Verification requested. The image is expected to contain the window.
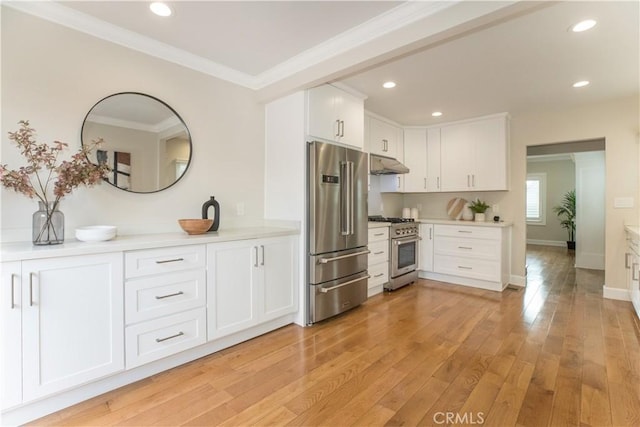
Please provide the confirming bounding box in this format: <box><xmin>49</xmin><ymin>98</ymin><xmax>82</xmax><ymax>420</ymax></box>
<box><xmin>526</xmin><ymin>173</ymin><xmax>546</xmax><ymax>225</ymax></box>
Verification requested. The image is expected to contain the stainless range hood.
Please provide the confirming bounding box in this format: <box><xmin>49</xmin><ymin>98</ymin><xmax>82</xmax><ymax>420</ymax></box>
<box><xmin>369</xmin><ymin>154</ymin><xmax>410</xmax><ymax>175</ymax></box>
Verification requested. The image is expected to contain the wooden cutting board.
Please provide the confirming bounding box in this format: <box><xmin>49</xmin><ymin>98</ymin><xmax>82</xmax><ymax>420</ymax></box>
<box><xmin>446</xmin><ymin>198</ymin><xmax>467</xmax><ymax>220</ymax></box>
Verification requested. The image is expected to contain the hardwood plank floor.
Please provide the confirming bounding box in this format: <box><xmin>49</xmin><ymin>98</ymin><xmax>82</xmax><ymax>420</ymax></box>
<box><xmin>31</xmin><ymin>245</ymin><xmax>640</xmax><ymax>426</ymax></box>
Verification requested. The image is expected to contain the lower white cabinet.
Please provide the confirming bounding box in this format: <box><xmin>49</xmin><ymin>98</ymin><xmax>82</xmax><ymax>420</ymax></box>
<box><xmin>420</xmin><ymin>224</ymin><xmax>510</xmax><ymax>291</ymax></box>
<box><xmin>626</xmin><ymin>231</ymin><xmax>640</xmax><ymax>317</ymax></box>
<box><xmin>367</xmin><ymin>226</ymin><xmax>389</xmax><ymax>296</ymax></box>
<box><xmin>1</xmin><ymin>253</ymin><xmax>124</xmax><ymax>408</ymax></box>
<box><xmin>207</xmin><ymin>235</ymin><xmax>297</xmax><ymax>340</ymax></box>
<box><xmin>418</xmin><ymin>223</ymin><xmax>434</xmax><ymax>272</ymax></box>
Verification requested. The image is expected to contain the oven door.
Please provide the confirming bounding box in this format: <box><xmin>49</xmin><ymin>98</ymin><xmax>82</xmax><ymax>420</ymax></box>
<box><xmin>391</xmin><ymin>235</ymin><xmax>420</xmax><ymax>277</ymax></box>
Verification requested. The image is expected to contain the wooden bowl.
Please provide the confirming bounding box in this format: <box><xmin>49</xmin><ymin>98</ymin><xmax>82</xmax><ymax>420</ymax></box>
<box><xmin>178</xmin><ymin>219</ymin><xmax>213</xmax><ymax>235</ymax></box>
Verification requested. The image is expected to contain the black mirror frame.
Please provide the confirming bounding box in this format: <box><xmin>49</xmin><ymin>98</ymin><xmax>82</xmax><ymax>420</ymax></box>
<box><xmin>81</xmin><ymin>92</ymin><xmax>193</xmax><ymax>194</ymax></box>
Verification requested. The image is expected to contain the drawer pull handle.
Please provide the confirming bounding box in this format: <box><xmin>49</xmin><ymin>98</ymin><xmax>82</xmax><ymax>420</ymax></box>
<box><xmin>625</xmin><ymin>253</ymin><xmax>631</xmax><ymax>269</ymax></box>
<box><xmin>374</xmin><ymin>273</ymin><xmax>384</xmax><ymax>278</ymax></box>
<box><xmin>155</xmin><ymin>291</ymin><xmax>184</xmax><ymax>300</ymax></box>
<box><xmin>29</xmin><ymin>272</ymin><xmax>35</xmax><ymax>307</ymax></box>
<box><xmin>457</xmin><ymin>230</ymin><xmax>472</xmax><ymax>234</ymax></box>
<box><xmin>10</xmin><ymin>274</ymin><xmax>17</xmax><ymax>309</ymax></box>
<box><xmin>458</xmin><ymin>246</ymin><xmax>473</xmax><ymax>250</ymax></box>
<box><xmin>156</xmin><ymin>331</ymin><xmax>184</xmax><ymax>343</ymax></box>
<box><xmin>156</xmin><ymin>258</ymin><xmax>185</xmax><ymax>264</ymax></box>
<box><xmin>320</xmin><ymin>275</ymin><xmax>370</xmax><ymax>293</ymax></box>
<box><xmin>458</xmin><ymin>266</ymin><xmax>473</xmax><ymax>270</ymax></box>
<box><xmin>633</xmin><ymin>263</ymin><xmax>639</xmax><ymax>281</ymax></box>
<box><xmin>373</xmin><ymin>251</ymin><xmax>384</xmax><ymax>255</ymax></box>
<box><xmin>374</xmin><ymin>233</ymin><xmax>384</xmax><ymax>237</ymax></box>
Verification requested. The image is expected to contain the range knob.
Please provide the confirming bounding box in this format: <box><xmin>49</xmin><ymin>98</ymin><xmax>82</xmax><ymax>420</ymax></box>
<box><xmin>395</xmin><ymin>229</ymin><xmax>401</xmax><ymax>235</ymax></box>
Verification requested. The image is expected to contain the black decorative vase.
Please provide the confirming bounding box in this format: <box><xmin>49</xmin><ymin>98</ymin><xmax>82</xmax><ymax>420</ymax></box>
<box><xmin>201</xmin><ymin>196</ymin><xmax>220</xmax><ymax>232</ymax></box>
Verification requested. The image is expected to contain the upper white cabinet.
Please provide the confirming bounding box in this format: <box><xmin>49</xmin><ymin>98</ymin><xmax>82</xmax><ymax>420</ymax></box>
<box><xmin>20</xmin><ymin>253</ymin><xmax>124</xmax><ymax>402</ymax></box>
<box><xmin>369</xmin><ymin>116</ymin><xmax>400</xmax><ymax>158</ymax></box>
<box><xmin>207</xmin><ymin>235</ymin><xmax>297</xmax><ymax>340</ymax></box>
<box><xmin>307</xmin><ymin>84</ymin><xmax>364</xmax><ymax>149</ymax></box>
<box><xmin>426</xmin><ymin>128</ymin><xmax>442</xmax><ymax>192</ymax></box>
<box><xmin>403</xmin><ymin>128</ymin><xmax>427</xmax><ymax>192</ymax></box>
<box><xmin>440</xmin><ymin>114</ymin><xmax>509</xmax><ymax>192</ymax></box>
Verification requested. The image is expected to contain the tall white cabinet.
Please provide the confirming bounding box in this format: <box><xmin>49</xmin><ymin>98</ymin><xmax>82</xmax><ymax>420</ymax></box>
<box><xmin>1</xmin><ymin>253</ymin><xmax>124</xmax><ymax>408</ymax></box>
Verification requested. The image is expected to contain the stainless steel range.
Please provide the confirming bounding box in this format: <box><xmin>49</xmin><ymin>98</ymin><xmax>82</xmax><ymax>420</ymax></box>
<box><xmin>368</xmin><ymin>216</ymin><xmax>420</xmax><ymax>290</ymax></box>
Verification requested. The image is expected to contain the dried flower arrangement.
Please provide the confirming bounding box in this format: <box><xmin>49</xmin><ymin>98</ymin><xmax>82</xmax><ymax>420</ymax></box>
<box><xmin>0</xmin><ymin>120</ymin><xmax>110</xmax><ymax>243</ymax></box>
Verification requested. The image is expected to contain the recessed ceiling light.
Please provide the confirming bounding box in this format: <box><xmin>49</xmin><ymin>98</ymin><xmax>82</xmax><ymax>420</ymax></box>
<box><xmin>571</xmin><ymin>19</ymin><xmax>596</xmax><ymax>32</ymax></box>
<box><xmin>383</xmin><ymin>81</ymin><xmax>396</xmax><ymax>89</ymax></box>
<box><xmin>150</xmin><ymin>2</ymin><xmax>172</xmax><ymax>17</ymax></box>
<box><xmin>432</xmin><ymin>111</ymin><xmax>443</xmax><ymax>117</ymax></box>
<box><xmin>573</xmin><ymin>80</ymin><xmax>590</xmax><ymax>88</ymax></box>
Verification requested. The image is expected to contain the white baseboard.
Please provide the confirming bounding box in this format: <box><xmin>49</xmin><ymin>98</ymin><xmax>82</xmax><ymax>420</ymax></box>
<box><xmin>603</xmin><ymin>286</ymin><xmax>630</xmax><ymax>301</ymax></box>
<box><xmin>526</xmin><ymin>239</ymin><xmax>566</xmax><ymax>247</ymax></box>
<box><xmin>509</xmin><ymin>275</ymin><xmax>526</xmax><ymax>287</ymax></box>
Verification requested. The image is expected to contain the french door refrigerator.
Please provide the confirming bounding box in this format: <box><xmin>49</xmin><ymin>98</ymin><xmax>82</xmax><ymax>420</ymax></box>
<box><xmin>307</xmin><ymin>140</ymin><xmax>369</xmax><ymax>324</ymax></box>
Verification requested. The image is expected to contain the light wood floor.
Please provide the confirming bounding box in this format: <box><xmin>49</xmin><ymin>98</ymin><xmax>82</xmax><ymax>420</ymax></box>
<box><xmin>33</xmin><ymin>245</ymin><xmax>640</xmax><ymax>426</ymax></box>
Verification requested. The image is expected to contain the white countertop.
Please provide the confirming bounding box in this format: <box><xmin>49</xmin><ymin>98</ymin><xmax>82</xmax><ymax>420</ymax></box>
<box><xmin>417</xmin><ymin>218</ymin><xmax>513</xmax><ymax>228</ymax></box>
<box><xmin>626</xmin><ymin>225</ymin><xmax>639</xmax><ymax>239</ymax></box>
<box><xmin>1</xmin><ymin>226</ymin><xmax>299</xmax><ymax>262</ymax></box>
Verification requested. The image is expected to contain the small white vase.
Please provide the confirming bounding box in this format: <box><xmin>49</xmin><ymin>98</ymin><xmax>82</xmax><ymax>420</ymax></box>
<box><xmin>462</xmin><ymin>203</ymin><xmax>474</xmax><ymax>221</ymax></box>
<box><xmin>474</xmin><ymin>213</ymin><xmax>486</xmax><ymax>222</ymax></box>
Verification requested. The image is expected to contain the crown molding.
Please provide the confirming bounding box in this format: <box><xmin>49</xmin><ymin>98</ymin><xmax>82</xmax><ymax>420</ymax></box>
<box><xmin>4</xmin><ymin>0</ymin><xmax>460</xmax><ymax>91</ymax></box>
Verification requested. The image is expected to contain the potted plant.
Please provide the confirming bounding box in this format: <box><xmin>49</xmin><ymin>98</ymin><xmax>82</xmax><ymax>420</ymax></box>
<box><xmin>468</xmin><ymin>199</ymin><xmax>490</xmax><ymax>222</ymax></box>
<box><xmin>553</xmin><ymin>189</ymin><xmax>576</xmax><ymax>250</ymax></box>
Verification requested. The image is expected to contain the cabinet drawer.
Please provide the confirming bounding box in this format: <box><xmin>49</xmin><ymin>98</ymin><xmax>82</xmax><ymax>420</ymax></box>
<box><xmin>125</xmin><ymin>245</ymin><xmax>206</xmax><ymax>278</ymax></box>
<box><xmin>434</xmin><ymin>236</ymin><xmax>500</xmax><ymax>260</ymax></box>
<box><xmin>368</xmin><ymin>262</ymin><xmax>388</xmax><ymax>288</ymax></box>
<box><xmin>434</xmin><ymin>254</ymin><xmax>500</xmax><ymax>282</ymax></box>
<box><xmin>368</xmin><ymin>240</ymin><xmax>388</xmax><ymax>265</ymax></box>
<box><xmin>125</xmin><ymin>307</ymin><xmax>206</xmax><ymax>368</ymax></box>
<box><xmin>368</xmin><ymin>227</ymin><xmax>389</xmax><ymax>242</ymax></box>
<box><xmin>125</xmin><ymin>270</ymin><xmax>206</xmax><ymax>325</ymax></box>
<box><xmin>434</xmin><ymin>225</ymin><xmax>500</xmax><ymax>240</ymax></box>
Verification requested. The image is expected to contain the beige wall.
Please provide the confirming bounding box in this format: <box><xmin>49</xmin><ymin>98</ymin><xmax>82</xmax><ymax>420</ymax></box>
<box><xmin>1</xmin><ymin>8</ymin><xmax>265</xmax><ymax>241</ymax></box>
<box><xmin>510</xmin><ymin>96</ymin><xmax>639</xmax><ymax>289</ymax></box>
<box><xmin>526</xmin><ymin>159</ymin><xmax>576</xmax><ymax>243</ymax></box>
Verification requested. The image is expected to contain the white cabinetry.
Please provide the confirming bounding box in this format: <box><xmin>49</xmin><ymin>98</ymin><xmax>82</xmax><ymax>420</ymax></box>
<box><xmin>440</xmin><ymin>114</ymin><xmax>508</xmax><ymax>192</ymax></box>
<box><xmin>418</xmin><ymin>224</ymin><xmax>434</xmax><ymax>272</ymax></box>
<box><xmin>1</xmin><ymin>262</ymin><xmax>22</xmax><ymax>410</ymax></box>
<box><xmin>380</xmin><ymin>128</ymin><xmax>405</xmax><ymax>193</ymax></box>
<box><xmin>403</xmin><ymin>129</ymin><xmax>427</xmax><ymax>192</ymax></box>
<box><xmin>207</xmin><ymin>236</ymin><xmax>297</xmax><ymax>340</ymax></box>
<box><xmin>307</xmin><ymin>84</ymin><xmax>364</xmax><ymax>149</ymax></box>
<box><xmin>367</xmin><ymin>226</ymin><xmax>389</xmax><ymax>296</ymax></box>
<box><xmin>369</xmin><ymin>117</ymin><xmax>400</xmax><ymax>158</ymax></box>
<box><xmin>1</xmin><ymin>254</ymin><xmax>124</xmax><ymax>407</ymax></box>
<box><xmin>426</xmin><ymin>128</ymin><xmax>442</xmax><ymax>192</ymax></box>
<box><xmin>124</xmin><ymin>245</ymin><xmax>207</xmax><ymax>368</ymax></box>
<box><xmin>626</xmin><ymin>231</ymin><xmax>640</xmax><ymax>317</ymax></box>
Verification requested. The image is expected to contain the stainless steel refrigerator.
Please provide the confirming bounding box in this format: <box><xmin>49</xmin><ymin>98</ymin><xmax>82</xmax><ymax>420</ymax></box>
<box><xmin>307</xmin><ymin>140</ymin><xmax>369</xmax><ymax>324</ymax></box>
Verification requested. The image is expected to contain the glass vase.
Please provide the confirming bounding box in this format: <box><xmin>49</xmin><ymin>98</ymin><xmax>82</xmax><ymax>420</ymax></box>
<box><xmin>32</xmin><ymin>201</ymin><xmax>64</xmax><ymax>245</ymax></box>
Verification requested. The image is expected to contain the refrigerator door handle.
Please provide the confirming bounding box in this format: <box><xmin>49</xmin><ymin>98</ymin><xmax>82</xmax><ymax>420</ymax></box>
<box><xmin>347</xmin><ymin>161</ymin><xmax>355</xmax><ymax>235</ymax></box>
<box><xmin>340</xmin><ymin>161</ymin><xmax>349</xmax><ymax>236</ymax></box>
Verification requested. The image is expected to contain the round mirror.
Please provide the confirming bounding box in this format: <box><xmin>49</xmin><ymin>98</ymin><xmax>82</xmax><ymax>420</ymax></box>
<box><xmin>81</xmin><ymin>92</ymin><xmax>192</xmax><ymax>193</ymax></box>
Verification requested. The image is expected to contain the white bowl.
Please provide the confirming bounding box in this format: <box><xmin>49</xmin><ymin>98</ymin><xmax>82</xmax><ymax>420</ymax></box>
<box><xmin>75</xmin><ymin>225</ymin><xmax>117</xmax><ymax>242</ymax></box>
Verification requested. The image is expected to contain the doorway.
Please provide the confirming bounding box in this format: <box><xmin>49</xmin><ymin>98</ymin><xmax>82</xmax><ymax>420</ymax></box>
<box><xmin>525</xmin><ymin>139</ymin><xmax>606</xmax><ymax>271</ymax></box>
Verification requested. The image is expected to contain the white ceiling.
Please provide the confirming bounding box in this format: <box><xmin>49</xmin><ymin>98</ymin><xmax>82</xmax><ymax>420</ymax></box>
<box><xmin>7</xmin><ymin>1</ymin><xmax>639</xmax><ymax>127</ymax></box>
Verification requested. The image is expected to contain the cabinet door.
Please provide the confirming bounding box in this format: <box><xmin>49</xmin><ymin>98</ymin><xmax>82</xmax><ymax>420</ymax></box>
<box><xmin>21</xmin><ymin>253</ymin><xmax>124</xmax><ymax>401</ymax></box>
<box><xmin>260</xmin><ymin>236</ymin><xmax>298</xmax><ymax>321</ymax></box>
<box><xmin>1</xmin><ymin>262</ymin><xmax>22</xmax><ymax>410</ymax></box>
<box><xmin>369</xmin><ymin>117</ymin><xmax>398</xmax><ymax>157</ymax></box>
<box><xmin>403</xmin><ymin>129</ymin><xmax>427</xmax><ymax>192</ymax></box>
<box><xmin>307</xmin><ymin>85</ymin><xmax>338</xmax><ymax>142</ymax></box>
<box><xmin>471</xmin><ymin>117</ymin><xmax>508</xmax><ymax>191</ymax></box>
<box><xmin>440</xmin><ymin>123</ymin><xmax>473</xmax><ymax>191</ymax></box>
<box><xmin>337</xmin><ymin>91</ymin><xmax>364</xmax><ymax>149</ymax></box>
<box><xmin>426</xmin><ymin>128</ymin><xmax>441</xmax><ymax>192</ymax></box>
<box><xmin>380</xmin><ymin>174</ymin><xmax>404</xmax><ymax>193</ymax></box>
<box><xmin>207</xmin><ymin>241</ymin><xmax>258</xmax><ymax>340</ymax></box>
<box><xmin>419</xmin><ymin>224</ymin><xmax>434</xmax><ymax>272</ymax></box>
